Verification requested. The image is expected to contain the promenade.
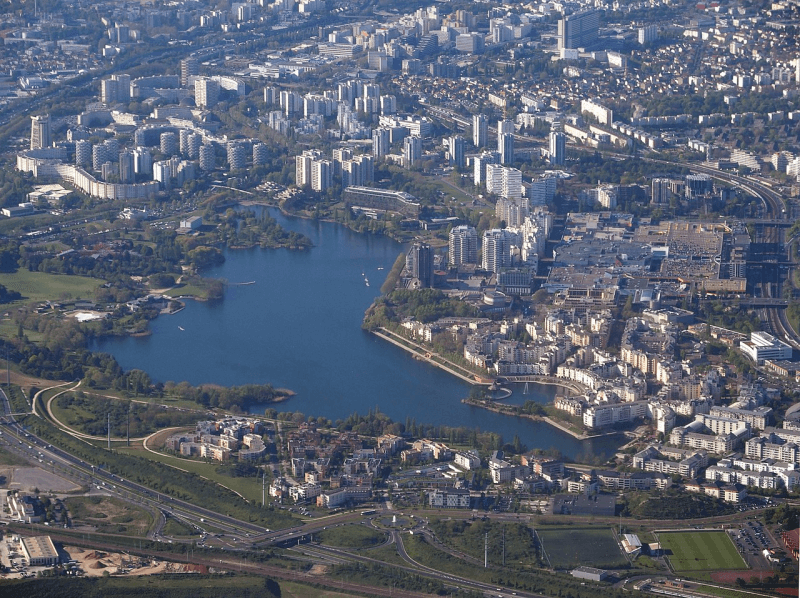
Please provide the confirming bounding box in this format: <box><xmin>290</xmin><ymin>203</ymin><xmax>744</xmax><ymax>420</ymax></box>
<box><xmin>372</xmin><ymin>328</ymin><xmax>491</xmax><ymax>386</ymax></box>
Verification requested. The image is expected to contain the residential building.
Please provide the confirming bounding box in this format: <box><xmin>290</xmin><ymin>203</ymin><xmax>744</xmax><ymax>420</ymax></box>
<box><xmin>449</xmin><ymin>225</ymin><xmax>478</xmax><ymax>267</ymax></box>
<box><xmin>473</xmin><ymin>113</ymin><xmax>488</xmax><ymax>148</ymax></box>
<box><xmin>558</xmin><ymin>10</ymin><xmax>599</xmax><ymax>49</ymax></box>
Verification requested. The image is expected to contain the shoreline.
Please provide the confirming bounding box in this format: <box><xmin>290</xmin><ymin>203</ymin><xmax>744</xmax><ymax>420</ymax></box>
<box><xmin>371</xmin><ymin>328</ymin><xmax>491</xmax><ymax>386</ymax></box>
<box><xmin>371</xmin><ymin>326</ymin><xmax>606</xmax><ymax>441</ymax></box>
<box><xmin>460</xmin><ymin>397</ymin><xmax>609</xmax><ymax>440</ymax></box>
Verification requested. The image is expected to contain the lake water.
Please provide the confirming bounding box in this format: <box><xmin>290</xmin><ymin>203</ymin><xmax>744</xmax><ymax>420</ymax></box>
<box><xmin>93</xmin><ymin>210</ymin><xmax>622</xmax><ymax>460</ymax></box>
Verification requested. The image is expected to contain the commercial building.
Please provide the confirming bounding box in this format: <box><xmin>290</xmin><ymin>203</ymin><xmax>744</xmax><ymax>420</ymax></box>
<box><xmin>343</xmin><ymin>186</ymin><xmax>420</xmax><ymax>217</ymax></box>
<box><xmin>740</xmin><ymin>332</ymin><xmax>793</xmax><ymax>364</ymax></box>
<box><xmin>429</xmin><ymin>488</ymin><xmax>471</xmax><ymax>508</ymax></box>
<box><xmin>21</xmin><ymin>536</ymin><xmax>59</xmax><ymax>566</ymax></box>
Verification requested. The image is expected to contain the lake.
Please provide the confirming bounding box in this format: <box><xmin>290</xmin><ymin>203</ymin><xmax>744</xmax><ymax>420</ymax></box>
<box><xmin>93</xmin><ymin>209</ymin><xmax>622</xmax><ymax>460</ymax></box>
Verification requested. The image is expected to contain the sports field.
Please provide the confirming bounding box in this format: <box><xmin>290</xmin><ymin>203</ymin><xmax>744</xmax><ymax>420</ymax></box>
<box><xmin>658</xmin><ymin>531</ymin><xmax>747</xmax><ymax>572</ymax></box>
<box><xmin>537</xmin><ymin>526</ymin><xmax>628</xmax><ymax>569</ymax></box>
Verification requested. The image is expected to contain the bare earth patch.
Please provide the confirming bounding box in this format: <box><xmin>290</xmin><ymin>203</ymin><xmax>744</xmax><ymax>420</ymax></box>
<box><xmin>9</xmin><ymin>467</ymin><xmax>81</xmax><ymax>493</ymax></box>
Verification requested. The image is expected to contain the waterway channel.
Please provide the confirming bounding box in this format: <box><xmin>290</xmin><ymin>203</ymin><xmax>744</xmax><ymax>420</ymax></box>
<box><xmin>93</xmin><ymin>209</ymin><xmax>623</xmax><ymax>461</ymax></box>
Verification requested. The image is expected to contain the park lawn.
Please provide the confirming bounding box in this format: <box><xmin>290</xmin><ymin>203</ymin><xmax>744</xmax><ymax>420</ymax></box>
<box><xmin>659</xmin><ymin>531</ymin><xmax>747</xmax><ymax>572</ymax></box>
<box><xmin>0</xmin><ymin>318</ymin><xmax>44</xmax><ymax>342</ymax></box>
<box><xmin>0</xmin><ymin>269</ymin><xmax>103</xmax><ymax>303</ymax></box>
<box><xmin>163</xmin><ymin>282</ymin><xmax>208</xmax><ymax>299</ymax></box>
<box><xmin>537</xmin><ymin>526</ymin><xmax>628</xmax><ymax>569</ymax></box>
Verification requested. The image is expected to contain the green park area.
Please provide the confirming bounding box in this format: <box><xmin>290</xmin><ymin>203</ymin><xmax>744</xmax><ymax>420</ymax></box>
<box><xmin>658</xmin><ymin>531</ymin><xmax>747</xmax><ymax>572</ymax></box>
<box><xmin>537</xmin><ymin>526</ymin><xmax>628</xmax><ymax>570</ymax></box>
<box><xmin>0</xmin><ymin>269</ymin><xmax>102</xmax><ymax>303</ymax></box>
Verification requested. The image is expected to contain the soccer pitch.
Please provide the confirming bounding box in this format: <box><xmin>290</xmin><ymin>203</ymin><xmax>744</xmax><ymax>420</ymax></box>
<box><xmin>658</xmin><ymin>531</ymin><xmax>747</xmax><ymax>572</ymax></box>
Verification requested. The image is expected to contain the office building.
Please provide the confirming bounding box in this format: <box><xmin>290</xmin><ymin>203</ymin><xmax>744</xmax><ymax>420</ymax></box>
<box><xmin>651</xmin><ymin>178</ymin><xmax>671</xmax><ymax>205</ymax></box>
<box><xmin>473</xmin><ymin>114</ymin><xmax>488</xmax><ymax>148</ymax></box>
<box><xmin>21</xmin><ymin>536</ymin><xmax>58</xmax><ymax>566</ymax></box>
<box><xmin>447</xmin><ymin>135</ymin><xmax>465</xmax><ymax>168</ymax></box>
<box><xmin>549</xmin><ymin>131</ymin><xmax>565</xmax><ymax>166</ymax></box>
<box><xmin>558</xmin><ymin>9</ymin><xmax>599</xmax><ymax>49</ymax></box>
<box><xmin>406</xmin><ymin>242</ymin><xmax>434</xmax><ymax>288</ymax></box>
<box><xmin>529</xmin><ymin>175</ymin><xmax>557</xmax><ymax>206</ymax></box>
<box><xmin>30</xmin><ymin>115</ymin><xmax>51</xmax><ymax>150</ymax></box>
<box><xmin>455</xmin><ymin>32</ymin><xmax>484</xmax><ymax>53</ymax></box>
<box><xmin>449</xmin><ymin>225</ymin><xmax>478</xmax><ymax>267</ymax></box>
<box><xmin>740</xmin><ymin>332</ymin><xmax>793</xmax><ymax>364</ymax></box>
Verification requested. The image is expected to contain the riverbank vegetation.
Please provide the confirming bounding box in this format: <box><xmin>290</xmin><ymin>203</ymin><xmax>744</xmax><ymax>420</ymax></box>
<box><xmin>3</xmin><ymin>336</ymin><xmax>291</xmax><ymax>412</ymax></box>
<box><xmin>212</xmin><ymin>207</ymin><xmax>313</xmax><ymax>250</ymax></box>
<box><xmin>363</xmin><ymin>288</ymin><xmax>480</xmax><ymax>330</ymax></box>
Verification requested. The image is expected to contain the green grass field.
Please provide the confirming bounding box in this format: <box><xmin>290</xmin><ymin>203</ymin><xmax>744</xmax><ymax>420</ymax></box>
<box><xmin>659</xmin><ymin>531</ymin><xmax>747</xmax><ymax>572</ymax></box>
<box><xmin>537</xmin><ymin>526</ymin><xmax>628</xmax><ymax>569</ymax></box>
<box><xmin>0</xmin><ymin>270</ymin><xmax>102</xmax><ymax>303</ymax></box>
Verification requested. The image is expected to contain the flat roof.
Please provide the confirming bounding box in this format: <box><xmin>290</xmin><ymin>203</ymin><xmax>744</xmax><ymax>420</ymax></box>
<box><xmin>21</xmin><ymin>536</ymin><xmax>58</xmax><ymax>561</ymax></box>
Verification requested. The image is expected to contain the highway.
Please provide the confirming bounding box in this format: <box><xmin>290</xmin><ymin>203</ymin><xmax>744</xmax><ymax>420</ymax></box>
<box><xmin>0</xmin><ymin>387</ymin><xmax>288</xmax><ymax>546</ymax></box>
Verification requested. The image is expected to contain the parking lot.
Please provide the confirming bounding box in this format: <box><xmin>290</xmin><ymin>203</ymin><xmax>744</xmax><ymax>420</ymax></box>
<box><xmin>730</xmin><ymin>520</ymin><xmax>789</xmax><ymax>569</ymax></box>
